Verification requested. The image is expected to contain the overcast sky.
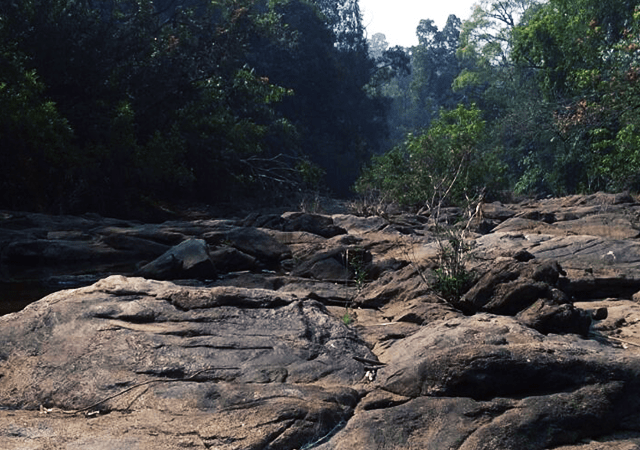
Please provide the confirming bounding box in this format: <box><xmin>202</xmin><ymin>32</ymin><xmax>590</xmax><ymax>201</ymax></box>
<box><xmin>359</xmin><ymin>0</ymin><xmax>480</xmax><ymax>48</ymax></box>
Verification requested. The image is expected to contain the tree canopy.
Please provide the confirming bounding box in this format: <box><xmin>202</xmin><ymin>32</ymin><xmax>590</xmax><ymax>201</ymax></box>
<box><xmin>0</xmin><ymin>0</ymin><xmax>386</xmax><ymax>215</ymax></box>
<box><xmin>4</xmin><ymin>0</ymin><xmax>640</xmax><ymax>217</ymax></box>
<box><xmin>359</xmin><ymin>0</ymin><xmax>640</xmax><ymax>208</ymax></box>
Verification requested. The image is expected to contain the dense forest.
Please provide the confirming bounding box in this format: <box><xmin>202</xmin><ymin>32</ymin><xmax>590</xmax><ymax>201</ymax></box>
<box><xmin>2</xmin><ymin>0</ymin><xmax>640</xmax><ymax>217</ymax></box>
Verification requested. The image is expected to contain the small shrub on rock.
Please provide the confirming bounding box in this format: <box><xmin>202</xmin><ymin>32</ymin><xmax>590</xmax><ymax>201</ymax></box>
<box><xmin>433</xmin><ymin>231</ymin><xmax>475</xmax><ymax>302</ymax></box>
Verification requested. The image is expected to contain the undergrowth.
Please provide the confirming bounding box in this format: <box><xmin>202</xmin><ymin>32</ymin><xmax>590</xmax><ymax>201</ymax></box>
<box><xmin>433</xmin><ymin>229</ymin><xmax>475</xmax><ymax>301</ymax></box>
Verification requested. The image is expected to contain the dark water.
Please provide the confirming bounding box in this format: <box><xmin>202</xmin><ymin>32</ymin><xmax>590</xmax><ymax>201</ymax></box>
<box><xmin>0</xmin><ymin>273</ymin><xmax>110</xmax><ymax>316</ymax></box>
<box><xmin>0</xmin><ymin>282</ymin><xmax>57</xmax><ymax>316</ymax></box>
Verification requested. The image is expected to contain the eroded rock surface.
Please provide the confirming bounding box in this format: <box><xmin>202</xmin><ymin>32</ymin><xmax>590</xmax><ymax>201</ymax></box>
<box><xmin>3</xmin><ymin>192</ymin><xmax>640</xmax><ymax>449</ymax></box>
<box><xmin>0</xmin><ymin>275</ymin><xmax>369</xmax><ymax>449</ymax></box>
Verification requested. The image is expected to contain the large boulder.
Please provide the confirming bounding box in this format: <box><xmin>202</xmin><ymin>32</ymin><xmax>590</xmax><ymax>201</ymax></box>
<box><xmin>516</xmin><ymin>299</ymin><xmax>592</xmax><ymax>336</ymax></box>
<box><xmin>204</xmin><ymin>227</ymin><xmax>291</xmax><ymax>268</ymax></box>
<box><xmin>471</xmin><ymin>232</ymin><xmax>640</xmax><ymax>300</ymax></box>
<box><xmin>281</xmin><ymin>212</ymin><xmax>347</xmax><ymax>238</ymax></box>
<box><xmin>460</xmin><ymin>259</ymin><xmax>569</xmax><ymax>313</ymax></box>
<box><xmin>137</xmin><ymin>238</ymin><xmax>216</xmax><ymax>280</ymax></box>
<box><xmin>375</xmin><ymin>314</ymin><xmax>630</xmax><ymax>399</ymax></box>
<box><xmin>458</xmin><ymin>259</ymin><xmax>595</xmax><ymax>335</ymax></box>
<box><xmin>316</xmin><ymin>314</ymin><xmax>640</xmax><ymax>450</ymax></box>
<box><xmin>317</xmin><ymin>383</ymin><xmax>628</xmax><ymax>450</ymax></box>
<box><xmin>0</xmin><ymin>275</ymin><xmax>374</xmax><ymax>449</ymax></box>
<box><xmin>208</xmin><ymin>246</ymin><xmax>258</xmax><ymax>273</ymax></box>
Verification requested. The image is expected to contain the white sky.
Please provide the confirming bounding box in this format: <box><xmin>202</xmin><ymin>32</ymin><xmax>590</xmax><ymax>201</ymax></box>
<box><xmin>359</xmin><ymin>0</ymin><xmax>480</xmax><ymax>48</ymax></box>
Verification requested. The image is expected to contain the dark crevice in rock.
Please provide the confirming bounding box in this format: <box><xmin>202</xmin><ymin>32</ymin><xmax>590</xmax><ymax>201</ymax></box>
<box><xmin>359</xmin><ymin>396</ymin><xmax>410</xmax><ymax>412</ymax></box>
<box><xmin>103</xmin><ymin>381</ymin><xmax>137</xmax><ymax>390</ymax></box>
<box><xmin>201</xmin><ymin>436</ymin><xmax>243</xmax><ymax>447</ymax></box>
<box><xmin>136</xmin><ymin>368</ymin><xmax>186</xmax><ymax>379</ymax></box>
<box><xmin>298</xmin><ymin>417</ymin><xmax>350</xmax><ymax>449</ymax></box>
<box><xmin>181</xmin><ymin>344</ymin><xmax>275</xmax><ymax>351</ymax></box>
<box><xmin>94</xmin><ymin>313</ymin><xmax>157</xmax><ymax>324</ymax></box>
<box><xmin>460</xmin><ymin>400</ymin><xmax>514</xmax><ymax>419</ymax></box>
<box><xmin>378</xmin><ymin>333</ymin><xmax>408</xmax><ymax>341</ymax></box>
<box><xmin>569</xmin><ymin>278</ymin><xmax>640</xmax><ymax>300</ymax></box>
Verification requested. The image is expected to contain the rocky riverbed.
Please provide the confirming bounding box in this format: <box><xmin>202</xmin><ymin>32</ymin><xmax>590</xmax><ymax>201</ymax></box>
<box><xmin>3</xmin><ymin>192</ymin><xmax>640</xmax><ymax>449</ymax></box>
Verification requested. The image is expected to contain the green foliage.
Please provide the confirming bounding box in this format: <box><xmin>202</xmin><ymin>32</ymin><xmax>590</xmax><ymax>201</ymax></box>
<box><xmin>446</xmin><ymin>0</ymin><xmax>640</xmax><ymax>197</ymax></box>
<box><xmin>411</xmin><ymin>16</ymin><xmax>464</xmax><ymax>121</ymax></box>
<box><xmin>296</xmin><ymin>158</ymin><xmax>326</xmax><ymax>190</ymax></box>
<box><xmin>513</xmin><ymin>0</ymin><xmax>636</xmax><ymax>97</ymax></box>
<box><xmin>434</xmin><ymin>269</ymin><xmax>474</xmax><ymax>301</ymax></box>
<box><xmin>585</xmin><ymin>5</ymin><xmax>640</xmax><ymax>191</ymax></box>
<box><xmin>3</xmin><ymin>0</ymin><xmax>374</xmax><ymax>214</ymax></box>
<box><xmin>433</xmin><ymin>230</ymin><xmax>475</xmax><ymax>301</ymax></box>
<box><xmin>505</xmin><ymin>0</ymin><xmax>640</xmax><ymax>195</ymax></box>
<box><xmin>0</xmin><ymin>40</ymin><xmax>76</xmax><ymax>210</ymax></box>
<box><xmin>370</xmin><ymin>17</ymin><xmax>464</xmax><ymax>149</ymax></box>
<box><xmin>346</xmin><ymin>247</ymin><xmax>368</xmax><ymax>291</ymax></box>
<box><xmin>355</xmin><ymin>104</ymin><xmax>504</xmax><ymax>208</ymax></box>
<box><xmin>9</xmin><ymin>0</ymin><xmax>640</xmax><ymax>217</ymax></box>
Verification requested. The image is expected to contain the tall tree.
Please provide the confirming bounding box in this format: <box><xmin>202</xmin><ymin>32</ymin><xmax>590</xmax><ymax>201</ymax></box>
<box><xmin>451</xmin><ymin>0</ymin><xmax>563</xmax><ymax>194</ymax></box>
<box><xmin>411</xmin><ymin>15</ymin><xmax>464</xmax><ymax>124</ymax></box>
<box><xmin>370</xmin><ymin>15</ymin><xmax>463</xmax><ymax>149</ymax></box>
<box><xmin>250</xmin><ymin>0</ymin><xmax>387</xmax><ymax>196</ymax></box>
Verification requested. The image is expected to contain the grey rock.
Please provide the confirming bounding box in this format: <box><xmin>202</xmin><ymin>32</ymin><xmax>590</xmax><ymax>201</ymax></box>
<box><xmin>460</xmin><ymin>260</ymin><xmax>564</xmax><ymax>314</ymax></box>
<box><xmin>2</xmin><ymin>238</ymin><xmax>124</xmax><ymax>265</ymax></box>
<box><xmin>356</xmin><ymin>264</ymin><xmax>429</xmax><ymax>309</ymax></box>
<box><xmin>137</xmin><ymin>238</ymin><xmax>216</xmax><ymax>280</ymax></box>
<box><xmin>281</xmin><ymin>212</ymin><xmax>347</xmax><ymax>238</ymax></box>
<box><xmin>209</xmin><ymin>246</ymin><xmax>258</xmax><ymax>273</ymax></box>
<box><xmin>204</xmin><ymin>227</ymin><xmax>291</xmax><ymax>267</ymax></box>
<box><xmin>243</xmin><ymin>212</ymin><xmax>347</xmax><ymax>238</ymax></box>
<box><xmin>516</xmin><ymin>299</ymin><xmax>592</xmax><ymax>336</ymax></box>
<box><xmin>375</xmin><ymin>314</ymin><xmax>625</xmax><ymax>399</ymax></box>
<box><xmin>481</xmin><ymin>201</ymin><xmax>517</xmax><ymax>220</ymax></box>
<box><xmin>316</xmin><ymin>395</ymin><xmax>499</xmax><ymax>450</ymax></box>
<box><xmin>99</xmin><ymin>233</ymin><xmax>170</xmax><ymax>256</ymax></box>
<box><xmin>331</xmin><ymin>214</ymin><xmax>388</xmax><ymax>234</ymax></box>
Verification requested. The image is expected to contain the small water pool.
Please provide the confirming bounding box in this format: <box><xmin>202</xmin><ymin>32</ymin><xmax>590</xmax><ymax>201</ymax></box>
<box><xmin>0</xmin><ymin>282</ymin><xmax>57</xmax><ymax>316</ymax></box>
<box><xmin>0</xmin><ymin>273</ymin><xmax>111</xmax><ymax>316</ymax></box>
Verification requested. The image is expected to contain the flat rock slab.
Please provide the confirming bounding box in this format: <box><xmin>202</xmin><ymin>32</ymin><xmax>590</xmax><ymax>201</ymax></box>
<box><xmin>473</xmin><ymin>232</ymin><xmax>640</xmax><ymax>266</ymax></box>
<box><xmin>471</xmin><ymin>233</ymin><xmax>640</xmax><ymax>298</ymax></box>
<box><xmin>493</xmin><ymin>214</ymin><xmax>640</xmax><ymax>239</ymax></box>
<box><xmin>0</xmin><ymin>275</ymin><xmax>374</xmax><ymax>449</ymax></box>
<box><xmin>0</xmin><ymin>384</ymin><xmax>359</xmax><ymax>450</ymax></box>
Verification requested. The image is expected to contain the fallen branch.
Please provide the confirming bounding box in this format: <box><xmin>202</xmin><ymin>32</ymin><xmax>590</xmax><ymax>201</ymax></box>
<box><xmin>589</xmin><ymin>331</ymin><xmax>640</xmax><ymax>349</ymax></box>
